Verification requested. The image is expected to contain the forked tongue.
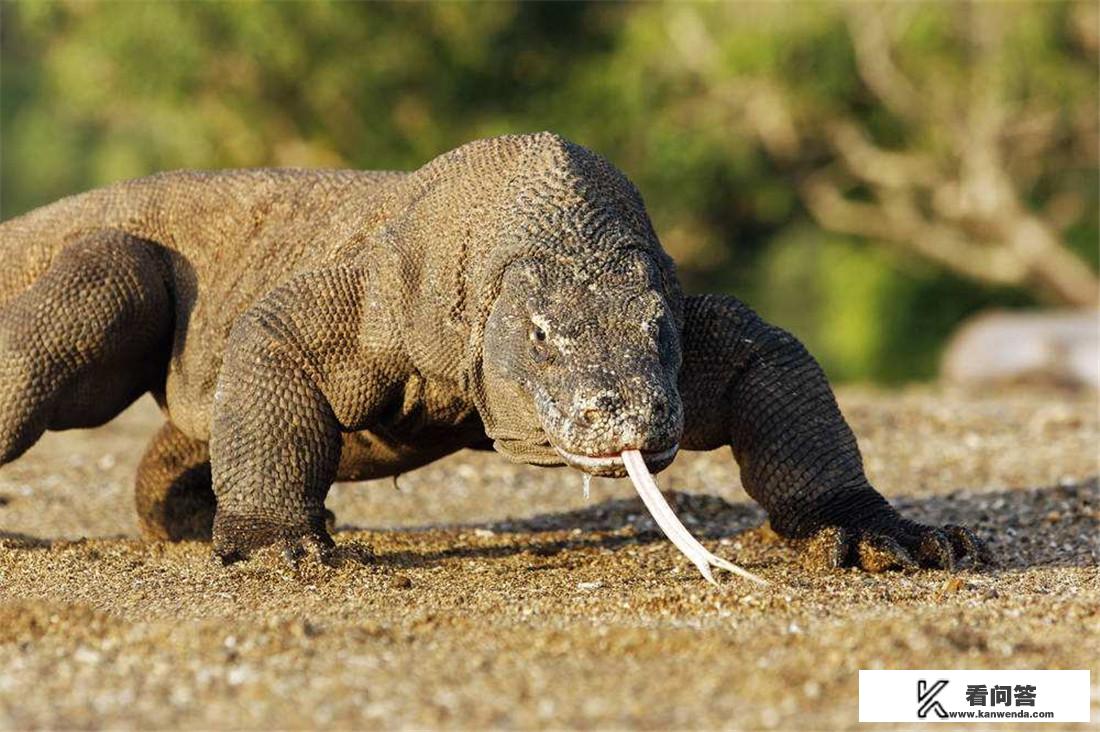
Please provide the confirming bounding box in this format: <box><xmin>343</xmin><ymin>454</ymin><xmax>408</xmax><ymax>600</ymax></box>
<box><xmin>621</xmin><ymin>449</ymin><xmax>767</xmax><ymax>587</ymax></box>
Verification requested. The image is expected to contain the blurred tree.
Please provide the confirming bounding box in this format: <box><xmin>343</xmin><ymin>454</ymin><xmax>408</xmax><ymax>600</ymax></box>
<box><xmin>1</xmin><ymin>0</ymin><xmax>1095</xmax><ymax>382</ymax></box>
<box><xmin>618</xmin><ymin>2</ymin><xmax>1099</xmax><ymax>306</ymax></box>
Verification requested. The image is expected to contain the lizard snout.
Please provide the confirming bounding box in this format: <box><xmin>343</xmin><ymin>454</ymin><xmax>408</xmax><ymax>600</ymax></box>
<box><xmin>576</xmin><ymin>392</ymin><xmax>625</xmax><ymax>427</ymax></box>
<box><xmin>561</xmin><ymin>385</ymin><xmax>681</xmax><ymax>459</ymax></box>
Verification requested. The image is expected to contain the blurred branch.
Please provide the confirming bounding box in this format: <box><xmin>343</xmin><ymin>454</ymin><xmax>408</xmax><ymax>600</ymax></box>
<box><xmin>999</xmin><ymin>214</ymin><xmax>1100</xmax><ymax>307</ymax></box>
<box><xmin>845</xmin><ymin>7</ymin><xmax>923</xmax><ymax>122</ymax></box>
<box><xmin>1070</xmin><ymin>1</ymin><xmax>1099</xmax><ymax>58</ymax></box>
<box><xmin>800</xmin><ymin>171</ymin><xmax>1027</xmax><ymax>284</ymax></box>
<box><xmin>808</xmin><ymin>112</ymin><xmax>1099</xmax><ymax>305</ymax></box>
<box><xmin>825</xmin><ymin>121</ymin><xmax>938</xmax><ymax>189</ymax></box>
<box><xmin>745</xmin><ymin>4</ymin><xmax>1100</xmax><ymax>307</ymax></box>
<box><xmin>743</xmin><ymin>83</ymin><xmax>801</xmax><ymax>161</ymax></box>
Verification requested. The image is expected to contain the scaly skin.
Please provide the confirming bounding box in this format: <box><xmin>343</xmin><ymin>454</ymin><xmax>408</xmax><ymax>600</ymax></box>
<box><xmin>0</xmin><ymin>133</ymin><xmax>988</xmax><ymax>571</ymax></box>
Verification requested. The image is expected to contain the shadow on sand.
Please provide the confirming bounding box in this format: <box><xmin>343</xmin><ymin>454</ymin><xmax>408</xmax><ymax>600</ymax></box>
<box><xmin>2</xmin><ymin>478</ymin><xmax>1094</xmax><ymax>572</ymax></box>
<box><xmin>350</xmin><ymin>477</ymin><xmax>1098</xmax><ymax>571</ymax></box>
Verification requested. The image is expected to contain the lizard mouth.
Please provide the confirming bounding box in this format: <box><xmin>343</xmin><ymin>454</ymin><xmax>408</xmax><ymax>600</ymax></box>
<box><xmin>554</xmin><ymin>444</ymin><xmax>679</xmax><ymax>475</ymax></box>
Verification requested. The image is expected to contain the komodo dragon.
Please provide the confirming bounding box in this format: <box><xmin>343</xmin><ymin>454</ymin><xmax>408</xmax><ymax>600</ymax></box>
<box><xmin>0</xmin><ymin>132</ymin><xmax>988</xmax><ymax>573</ymax></box>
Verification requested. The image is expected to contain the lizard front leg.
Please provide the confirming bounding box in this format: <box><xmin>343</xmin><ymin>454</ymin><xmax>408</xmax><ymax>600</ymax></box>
<box><xmin>679</xmin><ymin>294</ymin><xmax>991</xmax><ymax>571</ymax></box>
<box><xmin>210</xmin><ymin>266</ymin><xmax>401</xmax><ymax>563</ymax></box>
<box><xmin>136</xmin><ymin>420</ymin><xmax>339</xmax><ymax>543</ymax></box>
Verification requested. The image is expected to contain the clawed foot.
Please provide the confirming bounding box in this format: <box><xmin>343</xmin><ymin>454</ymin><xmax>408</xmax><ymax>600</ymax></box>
<box><xmin>279</xmin><ymin>532</ymin><xmax>339</xmax><ymax>567</ymax></box>
<box><xmin>213</xmin><ymin>511</ymin><xmax>336</xmax><ymax>567</ymax></box>
<box><xmin>799</xmin><ymin>519</ymin><xmax>992</xmax><ymax>573</ymax></box>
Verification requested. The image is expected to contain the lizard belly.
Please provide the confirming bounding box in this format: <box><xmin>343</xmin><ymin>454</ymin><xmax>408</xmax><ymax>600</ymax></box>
<box><xmin>336</xmin><ymin>422</ymin><xmax>487</xmax><ymax>481</ymax></box>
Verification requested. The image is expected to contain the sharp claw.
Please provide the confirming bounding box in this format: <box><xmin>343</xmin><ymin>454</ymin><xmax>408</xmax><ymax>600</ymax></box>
<box><xmin>283</xmin><ymin>543</ymin><xmax>304</xmax><ymax>564</ymax></box>
<box><xmin>858</xmin><ymin>533</ymin><xmax>918</xmax><ymax>572</ymax></box>
<box><xmin>306</xmin><ymin>535</ymin><xmax>338</xmax><ymax>567</ymax></box>
<box><xmin>945</xmin><ymin>524</ymin><xmax>994</xmax><ymax>566</ymax></box>
<box><xmin>825</xmin><ymin>526</ymin><xmax>852</xmax><ymax>569</ymax></box>
<box><xmin>802</xmin><ymin>526</ymin><xmax>852</xmax><ymax>571</ymax></box>
<box><xmin>800</xmin><ymin>519</ymin><xmax>991</xmax><ymax>574</ymax></box>
<box><xmin>918</xmin><ymin>529</ymin><xmax>956</xmax><ymax>571</ymax></box>
<box><xmin>218</xmin><ymin>549</ymin><xmax>246</xmax><ymax>566</ymax></box>
<box><xmin>281</xmin><ymin>534</ymin><xmax>337</xmax><ymax>568</ymax></box>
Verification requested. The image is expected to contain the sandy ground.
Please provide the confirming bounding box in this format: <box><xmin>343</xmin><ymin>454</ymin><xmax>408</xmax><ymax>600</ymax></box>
<box><xmin>0</xmin><ymin>385</ymin><xmax>1096</xmax><ymax>730</ymax></box>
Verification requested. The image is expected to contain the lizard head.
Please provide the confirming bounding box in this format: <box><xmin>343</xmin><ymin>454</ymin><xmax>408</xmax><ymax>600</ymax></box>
<box><xmin>481</xmin><ymin>251</ymin><xmax>684</xmax><ymax>477</ymax></box>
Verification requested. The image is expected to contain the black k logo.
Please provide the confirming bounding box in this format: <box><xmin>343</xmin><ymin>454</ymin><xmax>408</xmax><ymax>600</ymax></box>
<box><xmin>917</xmin><ymin>679</ymin><xmax>949</xmax><ymax>718</ymax></box>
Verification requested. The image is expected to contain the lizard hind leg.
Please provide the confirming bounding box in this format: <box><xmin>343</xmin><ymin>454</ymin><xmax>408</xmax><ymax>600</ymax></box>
<box><xmin>0</xmin><ymin>229</ymin><xmax>172</xmax><ymax>464</ymax></box>
<box><xmin>135</xmin><ymin>422</ymin><xmax>216</xmax><ymax>541</ymax></box>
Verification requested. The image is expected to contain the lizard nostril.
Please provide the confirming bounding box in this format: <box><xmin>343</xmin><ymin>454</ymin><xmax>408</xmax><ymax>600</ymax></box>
<box><xmin>580</xmin><ymin>408</ymin><xmax>601</xmax><ymax>426</ymax></box>
<box><xmin>652</xmin><ymin>400</ymin><xmax>666</xmax><ymax>418</ymax></box>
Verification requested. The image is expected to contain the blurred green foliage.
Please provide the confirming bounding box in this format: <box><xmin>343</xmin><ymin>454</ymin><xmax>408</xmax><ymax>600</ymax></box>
<box><xmin>1</xmin><ymin>1</ymin><xmax>1095</xmax><ymax>382</ymax></box>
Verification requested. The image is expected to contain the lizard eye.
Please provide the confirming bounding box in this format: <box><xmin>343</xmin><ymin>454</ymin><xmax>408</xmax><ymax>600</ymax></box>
<box><xmin>529</xmin><ymin>323</ymin><xmax>552</xmax><ymax>363</ymax></box>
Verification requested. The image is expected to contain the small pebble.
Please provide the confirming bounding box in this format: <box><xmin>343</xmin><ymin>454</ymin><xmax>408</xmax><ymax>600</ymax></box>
<box><xmin>940</xmin><ymin>576</ymin><xmax>965</xmax><ymax>594</ymax></box>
